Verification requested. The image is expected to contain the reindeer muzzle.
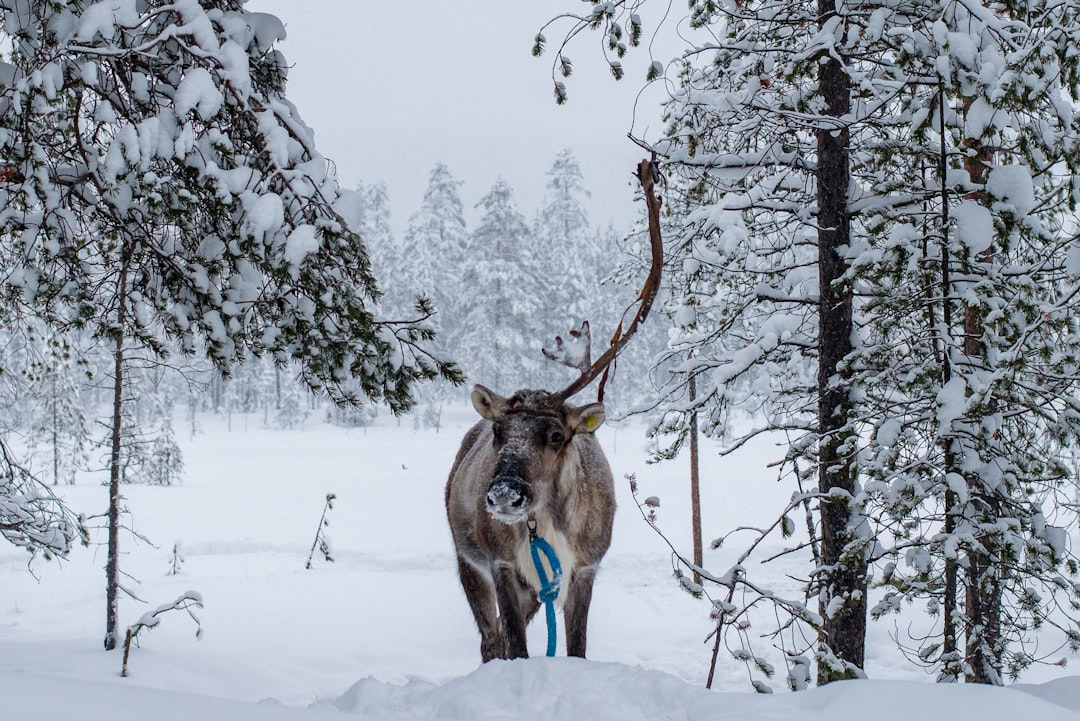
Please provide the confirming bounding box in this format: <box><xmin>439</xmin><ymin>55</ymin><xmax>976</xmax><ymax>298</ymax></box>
<box><xmin>485</xmin><ymin>477</ymin><xmax>532</xmax><ymax>524</ymax></box>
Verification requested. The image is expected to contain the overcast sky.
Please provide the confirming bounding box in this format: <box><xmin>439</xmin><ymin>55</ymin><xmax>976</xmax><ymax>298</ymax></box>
<box><xmin>247</xmin><ymin>1</ymin><xmax>679</xmax><ymax>236</ymax></box>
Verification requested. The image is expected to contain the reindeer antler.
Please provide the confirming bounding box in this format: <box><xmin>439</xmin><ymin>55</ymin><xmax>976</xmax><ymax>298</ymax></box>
<box><xmin>548</xmin><ymin>155</ymin><xmax>665</xmax><ymax>403</ymax></box>
<box><xmin>542</xmin><ymin>320</ymin><xmax>592</xmax><ymax>372</ymax></box>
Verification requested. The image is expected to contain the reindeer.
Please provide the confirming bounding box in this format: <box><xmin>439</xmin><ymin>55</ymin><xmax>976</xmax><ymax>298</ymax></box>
<box><xmin>445</xmin><ymin>158</ymin><xmax>664</xmax><ymax>661</ymax></box>
<box><xmin>445</xmin><ymin>379</ymin><xmax>614</xmax><ymax>660</ymax></box>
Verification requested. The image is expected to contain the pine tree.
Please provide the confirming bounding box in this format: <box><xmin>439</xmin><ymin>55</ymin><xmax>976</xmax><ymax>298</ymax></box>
<box><xmin>271</xmin><ymin>363</ymin><xmax>309</xmax><ymax>430</ymax></box>
<box><xmin>849</xmin><ymin>1</ymin><xmax>1080</xmax><ymax>683</ymax></box>
<box><xmin>643</xmin><ymin>1</ymin><xmax>869</xmax><ymax>682</ymax></box>
<box><xmin>108</xmin><ymin>363</ymin><xmax>184</xmax><ymax>486</ymax></box>
<box><xmin>532</xmin><ymin>150</ymin><xmax>631</xmax><ymax>392</ymax></box>
<box><xmin>223</xmin><ymin>357</ymin><xmax>262</xmax><ymax>429</ymax></box>
<box><xmin>0</xmin><ymin>1</ymin><xmax>460</xmax><ymax>650</ymax></box>
<box><xmin>814</xmin><ymin>0</ymin><xmax>865</xmax><ymax>679</ymax></box>
<box><xmin>542</xmin><ymin>0</ymin><xmax>1080</xmax><ymax>684</ymax></box>
<box><xmin>602</xmin><ymin>214</ymin><xmax>677</xmax><ymax>417</ymax></box>
<box><xmin>0</xmin><ymin>431</ymin><xmax>82</xmax><ymax>558</ymax></box>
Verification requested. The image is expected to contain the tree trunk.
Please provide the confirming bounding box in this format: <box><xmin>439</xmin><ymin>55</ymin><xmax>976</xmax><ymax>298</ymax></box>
<box><xmin>815</xmin><ymin>0</ymin><xmax>866</xmax><ymax>684</ymax></box>
<box><xmin>965</xmin><ymin>532</ymin><xmax>1002</xmax><ymax>683</ymax></box>
<box><xmin>689</xmin><ymin>373</ymin><xmax>702</xmax><ymax>585</ymax></box>
<box><xmin>50</xmin><ymin>388</ymin><xmax>59</xmax><ymax>486</ymax></box>
<box><xmin>275</xmin><ymin>365</ymin><xmax>282</xmax><ymax>409</ymax></box>
<box><xmin>104</xmin><ymin>266</ymin><xmax>128</xmax><ymax>651</ymax></box>
<box><xmin>942</xmin><ymin>485</ymin><xmax>960</xmax><ymax>679</ymax></box>
<box><xmin>959</xmin><ymin>100</ymin><xmax>1002</xmax><ymax>685</ymax></box>
<box><xmin>937</xmin><ymin>87</ymin><xmax>961</xmax><ymax>682</ymax></box>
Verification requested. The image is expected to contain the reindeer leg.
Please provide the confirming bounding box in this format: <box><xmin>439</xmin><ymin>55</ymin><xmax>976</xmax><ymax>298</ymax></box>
<box><xmin>455</xmin><ymin>555</ymin><xmax>503</xmax><ymax>662</ymax></box>
<box><xmin>493</xmin><ymin>562</ymin><xmax>531</xmax><ymax>659</ymax></box>
<box><xmin>523</xmin><ymin>592</ymin><xmax>541</xmax><ymax>625</ymax></box>
<box><xmin>563</xmin><ymin>565</ymin><xmax>598</xmax><ymax>658</ymax></box>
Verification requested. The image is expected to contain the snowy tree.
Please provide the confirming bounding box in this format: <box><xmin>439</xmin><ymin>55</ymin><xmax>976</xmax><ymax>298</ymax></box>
<box><xmin>846</xmin><ymin>2</ymin><xmax>1080</xmax><ymax>683</ymax></box>
<box><xmin>0</xmin><ymin>431</ymin><xmax>83</xmax><ymax>558</ymax></box>
<box><xmin>458</xmin><ymin>179</ymin><xmax>544</xmax><ymax>391</ymax></box>
<box><xmin>15</xmin><ymin>322</ymin><xmax>92</xmax><ymax>486</ymax></box>
<box><xmin>222</xmin><ymin>357</ymin><xmax>263</xmax><ymax>427</ymax></box>
<box><xmin>0</xmin><ymin>318</ymin><xmax>83</xmax><ymax>558</ymax></box>
<box><xmin>396</xmin><ymin>163</ymin><xmax>468</xmax><ymax>324</ymax></box>
<box><xmin>222</xmin><ymin>356</ymin><xmax>309</xmax><ymax>429</ymax></box>
<box><xmin>104</xmin><ymin>363</ymin><xmax>184</xmax><ymax>486</ymax></box>
<box><xmin>335</xmin><ymin>179</ymin><xmax>398</xmax><ymax>297</ymax></box>
<box><xmin>139</xmin><ymin>417</ymin><xmax>183</xmax><ymax>486</ymax></box>
<box><xmin>0</xmin><ymin>0</ymin><xmax>460</xmax><ymax>650</ymax></box>
<box><xmin>326</xmin><ymin>398</ymin><xmax>375</xmax><ymax>428</ymax></box>
<box><xmin>271</xmin><ymin>363</ymin><xmax>308</xmax><ymax>430</ymax></box>
<box><xmin>534</xmin><ymin>149</ymin><xmax>594</xmax><ymax>322</ymax></box>
<box><xmin>360</xmin><ymin>182</ymin><xmax>398</xmax><ymax>285</ymax></box>
<box><xmin>550</xmin><ymin>1</ymin><xmax>869</xmax><ymax>681</ymax></box>
<box><xmin>813</xmin><ymin>0</ymin><xmax>865</xmax><ymax>680</ymax></box>
<box><xmin>542</xmin><ymin>0</ymin><xmax>1080</xmax><ymax>685</ymax></box>
<box><xmin>600</xmin><ymin>214</ymin><xmax>676</xmax><ymax>416</ymax></box>
<box><xmin>395</xmin><ymin>163</ymin><xmax>469</xmax><ymax>411</ymax></box>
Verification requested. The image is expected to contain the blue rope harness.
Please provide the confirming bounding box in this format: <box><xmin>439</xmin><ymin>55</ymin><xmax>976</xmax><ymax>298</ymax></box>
<box><xmin>527</xmin><ymin>517</ymin><xmax>562</xmax><ymax>657</ymax></box>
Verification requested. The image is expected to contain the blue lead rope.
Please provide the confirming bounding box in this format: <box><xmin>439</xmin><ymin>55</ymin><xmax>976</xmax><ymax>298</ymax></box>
<box><xmin>527</xmin><ymin>518</ymin><xmax>562</xmax><ymax>657</ymax></box>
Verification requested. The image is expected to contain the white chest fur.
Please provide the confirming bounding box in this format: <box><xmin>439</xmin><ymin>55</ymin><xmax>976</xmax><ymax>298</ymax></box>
<box><xmin>515</xmin><ymin>516</ymin><xmax>576</xmax><ymax>608</ymax></box>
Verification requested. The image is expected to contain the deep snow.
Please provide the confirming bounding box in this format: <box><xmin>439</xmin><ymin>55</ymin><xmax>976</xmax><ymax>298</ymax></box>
<box><xmin>2</xmin><ymin>404</ymin><xmax>1078</xmax><ymax>719</ymax></box>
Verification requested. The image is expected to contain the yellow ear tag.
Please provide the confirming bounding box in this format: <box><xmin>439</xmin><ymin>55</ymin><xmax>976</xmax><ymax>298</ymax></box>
<box><xmin>585</xmin><ymin>416</ymin><xmax>598</xmax><ymax>431</ymax></box>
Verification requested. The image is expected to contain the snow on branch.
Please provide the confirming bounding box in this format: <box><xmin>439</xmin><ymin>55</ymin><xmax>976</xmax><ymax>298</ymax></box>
<box><xmin>0</xmin><ymin>434</ymin><xmax>84</xmax><ymax>558</ymax></box>
<box><xmin>121</xmin><ymin>591</ymin><xmax>204</xmax><ymax>678</ymax></box>
<box><xmin>627</xmin><ymin>472</ymin><xmax>823</xmax><ymax>693</ymax></box>
<box><xmin>0</xmin><ymin>1</ymin><xmax>461</xmax><ymax>416</ymax></box>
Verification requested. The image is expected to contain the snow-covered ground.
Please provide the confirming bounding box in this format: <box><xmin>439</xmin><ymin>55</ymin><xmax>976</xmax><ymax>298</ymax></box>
<box><xmin>2</xmin><ymin>403</ymin><xmax>1078</xmax><ymax>719</ymax></box>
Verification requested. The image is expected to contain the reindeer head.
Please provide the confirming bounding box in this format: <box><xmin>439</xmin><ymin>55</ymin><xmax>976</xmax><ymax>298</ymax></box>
<box><xmin>472</xmin><ymin>385</ymin><xmax>605</xmax><ymax>525</ymax></box>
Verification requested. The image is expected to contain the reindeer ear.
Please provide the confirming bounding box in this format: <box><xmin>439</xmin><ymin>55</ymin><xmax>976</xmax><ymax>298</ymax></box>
<box><xmin>472</xmin><ymin>385</ymin><xmax>506</xmax><ymax>420</ymax></box>
<box><xmin>569</xmin><ymin>402</ymin><xmax>605</xmax><ymax>434</ymax></box>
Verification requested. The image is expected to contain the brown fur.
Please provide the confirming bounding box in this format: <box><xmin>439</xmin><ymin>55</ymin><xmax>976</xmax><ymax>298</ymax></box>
<box><xmin>445</xmin><ymin>385</ymin><xmax>615</xmax><ymax>660</ymax></box>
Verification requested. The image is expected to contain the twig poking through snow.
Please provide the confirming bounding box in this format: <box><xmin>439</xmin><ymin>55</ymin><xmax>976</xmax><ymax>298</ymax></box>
<box><xmin>305</xmin><ymin>493</ymin><xmax>336</xmax><ymax>570</ymax></box>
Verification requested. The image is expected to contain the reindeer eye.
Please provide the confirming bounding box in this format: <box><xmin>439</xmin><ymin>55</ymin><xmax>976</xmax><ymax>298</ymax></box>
<box><xmin>549</xmin><ymin>430</ymin><xmax>565</xmax><ymax>446</ymax></box>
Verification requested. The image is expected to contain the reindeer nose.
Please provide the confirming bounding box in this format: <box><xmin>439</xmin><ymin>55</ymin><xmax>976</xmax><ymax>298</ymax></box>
<box><xmin>485</xmin><ymin>478</ymin><xmax>532</xmax><ymax>522</ymax></box>
<box><xmin>486</xmin><ymin>480</ymin><xmax>528</xmax><ymax>508</ymax></box>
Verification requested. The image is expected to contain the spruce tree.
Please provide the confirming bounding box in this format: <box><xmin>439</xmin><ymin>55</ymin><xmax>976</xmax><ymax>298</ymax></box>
<box><xmin>534</xmin><ymin>149</ymin><xmax>594</xmax><ymax>321</ymax></box>
<box><xmin>361</xmin><ymin>182</ymin><xmax>398</xmax><ymax>286</ymax></box>
<box><xmin>458</xmin><ymin>179</ymin><xmax>543</xmax><ymax>391</ymax></box>
<box><xmin>532</xmin><ymin>150</ymin><xmax>631</xmax><ymax>392</ymax></box>
<box><xmin>396</xmin><ymin>163</ymin><xmax>468</xmax><ymax>409</ymax></box>
<box><xmin>397</xmin><ymin>163</ymin><xmax>469</xmax><ymax>327</ymax></box>
<box><xmin>0</xmin><ymin>317</ymin><xmax>82</xmax><ymax>558</ymax></box>
<box><xmin>18</xmin><ymin>322</ymin><xmax>92</xmax><ymax>486</ymax></box>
